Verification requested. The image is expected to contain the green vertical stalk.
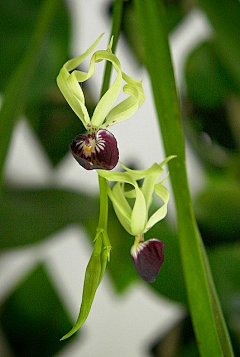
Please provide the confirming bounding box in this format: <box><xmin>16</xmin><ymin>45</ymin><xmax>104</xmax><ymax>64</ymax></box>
<box><xmin>134</xmin><ymin>0</ymin><xmax>234</xmax><ymax>356</ymax></box>
<box><xmin>100</xmin><ymin>0</ymin><xmax>124</xmax><ymax>97</ymax></box>
<box><xmin>0</xmin><ymin>0</ymin><xmax>60</xmax><ymax>193</ymax></box>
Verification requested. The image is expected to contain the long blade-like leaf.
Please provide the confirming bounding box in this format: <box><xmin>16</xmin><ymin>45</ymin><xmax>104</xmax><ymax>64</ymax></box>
<box><xmin>0</xmin><ymin>0</ymin><xmax>60</xmax><ymax>192</ymax></box>
<box><xmin>134</xmin><ymin>1</ymin><xmax>234</xmax><ymax>356</ymax></box>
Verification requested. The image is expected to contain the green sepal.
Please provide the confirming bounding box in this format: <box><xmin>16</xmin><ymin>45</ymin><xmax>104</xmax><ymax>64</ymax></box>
<box><xmin>98</xmin><ymin>157</ymin><xmax>175</xmax><ymax>236</ymax></box>
<box><xmin>60</xmin><ymin>236</ymin><xmax>103</xmax><ymax>340</ymax></box>
<box><xmin>57</xmin><ymin>34</ymin><xmax>145</xmax><ymax>131</ymax></box>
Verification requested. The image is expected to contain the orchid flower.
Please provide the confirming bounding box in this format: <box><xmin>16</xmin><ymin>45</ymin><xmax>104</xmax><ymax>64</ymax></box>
<box><xmin>57</xmin><ymin>34</ymin><xmax>145</xmax><ymax>170</ymax></box>
<box><xmin>97</xmin><ymin>156</ymin><xmax>175</xmax><ymax>283</ymax></box>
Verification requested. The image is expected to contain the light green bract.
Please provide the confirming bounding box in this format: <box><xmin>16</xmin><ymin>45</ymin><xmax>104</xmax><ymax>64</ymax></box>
<box><xmin>97</xmin><ymin>156</ymin><xmax>175</xmax><ymax>236</ymax></box>
<box><xmin>57</xmin><ymin>34</ymin><xmax>145</xmax><ymax>131</ymax></box>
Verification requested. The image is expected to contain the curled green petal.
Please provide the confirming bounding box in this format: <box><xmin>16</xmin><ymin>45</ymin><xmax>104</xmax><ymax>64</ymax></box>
<box><xmin>57</xmin><ymin>34</ymin><xmax>103</xmax><ymax>129</ymax></box>
<box><xmin>119</xmin><ymin>161</ymin><xmax>164</xmax><ymax>180</ymax></box>
<box><xmin>145</xmin><ymin>183</ymin><xmax>170</xmax><ymax>231</ymax></box>
<box><xmin>102</xmin><ymin>73</ymin><xmax>145</xmax><ymax>129</ymax></box>
<box><xmin>97</xmin><ymin>169</ymin><xmax>137</xmax><ymax>187</ymax></box>
<box><xmin>130</xmin><ymin>186</ymin><xmax>147</xmax><ymax>235</ymax></box>
<box><xmin>91</xmin><ymin>51</ymin><xmax>122</xmax><ymax>127</ymax></box>
<box><xmin>107</xmin><ymin>184</ymin><xmax>133</xmax><ymax>235</ymax></box>
<box><xmin>57</xmin><ymin>34</ymin><xmax>145</xmax><ymax>132</ymax></box>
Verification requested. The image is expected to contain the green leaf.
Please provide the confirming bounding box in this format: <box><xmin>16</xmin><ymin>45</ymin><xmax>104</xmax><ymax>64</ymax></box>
<box><xmin>146</xmin><ymin>183</ymin><xmax>169</xmax><ymax>231</ymax></box>
<box><xmin>106</xmin><ymin>200</ymin><xmax>138</xmax><ymax>292</ymax></box>
<box><xmin>195</xmin><ymin>178</ymin><xmax>240</xmax><ymax>244</ymax></box>
<box><xmin>0</xmin><ymin>0</ymin><xmax>63</xmax><ymax>191</ymax></box>
<box><xmin>0</xmin><ymin>264</ymin><xmax>75</xmax><ymax>357</ymax></box>
<box><xmin>197</xmin><ymin>0</ymin><xmax>240</xmax><ymax>94</ymax></box>
<box><xmin>134</xmin><ymin>0</ymin><xmax>234</xmax><ymax>356</ymax></box>
<box><xmin>0</xmin><ymin>0</ymin><xmax>70</xmax><ymax>99</ymax></box>
<box><xmin>0</xmin><ymin>186</ymin><xmax>136</xmax><ymax>293</ymax></box>
<box><xmin>26</xmin><ymin>93</ymin><xmax>86</xmax><ymax>166</ymax></box>
<box><xmin>209</xmin><ymin>243</ymin><xmax>240</xmax><ymax>315</ymax></box>
<box><xmin>185</xmin><ymin>41</ymin><xmax>234</xmax><ymax>108</ymax></box>
<box><xmin>0</xmin><ymin>188</ymin><xmax>99</xmax><ymax>249</ymax></box>
<box><xmin>148</xmin><ymin>219</ymin><xmax>187</xmax><ymax>305</ymax></box>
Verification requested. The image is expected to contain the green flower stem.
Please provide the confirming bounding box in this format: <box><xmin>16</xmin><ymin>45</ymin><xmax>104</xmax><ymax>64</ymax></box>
<box><xmin>0</xmin><ymin>0</ymin><xmax>60</xmax><ymax>194</ymax></box>
<box><xmin>134</xmin><ymin>0</ymin><xmax>234</xmax><ymax>356</ymax></box>
<box><xmin>97</xmin><ymin>174</ymin><xmax>111</xmax><ymax>274</ymax></box>
<box><xmin>100</xmin><ymin>0</ymin><xmax>124</xmax><ymax>97</ymax></box>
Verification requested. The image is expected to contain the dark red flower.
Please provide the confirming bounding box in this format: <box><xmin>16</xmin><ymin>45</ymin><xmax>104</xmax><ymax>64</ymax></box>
<box><xmin>69</xmin><ymin>129</ymin><xmax>119</xmax><ymax>170</ymax></box>
<box><xmin>131</xmin><ymin>239</ymin><xmax>164</xmax><ymax>283</ymax></box>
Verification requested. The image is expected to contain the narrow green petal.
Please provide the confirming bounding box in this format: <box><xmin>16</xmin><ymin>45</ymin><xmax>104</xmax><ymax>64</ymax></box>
<box><xmin>101</xmin><ymin>73</ymin><xmax>145</xmax><ymax>129</ymax></box>
<box><xmin>107</xmin><ymin>185</ymin><xmax>132</xmax><ymax>235</ymax></box>
<box><xmin>91</xmin><ymin>51</ymin><xmax>122</xmax><ymax>127</ymax></box>
<box><xmin>112</xmin><ymin>182</ymin><xmax>132</xmax><ymax>215</ymax></box>
<box><xmin>97</xmin><ymin>169</ymin><xmax>137</xmax><ymax>187</ymax></box>
<box><xmin>131</xmin><ymin>186</ymin><xmax>147</xmax><ymax>236</ymax></box>
<box><xmin>56</xmin><ymin>34</ymin><xmax>104</xmax><ymax>128</ymax></box>
<box><xmin>119</xmin><ymin>161</ymin><xmax>163</xmax><ymax>180</ymax></box>
<box><xmin>64</xmin><ymin>34</ymin><xmax>104</xmax><ymax>72</ymax></box>
<box><xmin>141</xmin><ymin>172</ymin><xmax>161</xmax><ymax>211</ymax></box>
<box><xmin>145</xmin><ymin>183</ymin><xmax>170</xmax><ymax>231</ymax></box>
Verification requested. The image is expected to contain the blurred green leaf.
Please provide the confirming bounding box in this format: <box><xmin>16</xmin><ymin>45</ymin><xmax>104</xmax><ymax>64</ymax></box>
<box><xmin>185</xmin><ymin>41</ymin><xmax>234</xmax><ymax>109</ymax></box>
<box><xmin>0</xmin><ymin>186</ymin><xmax>136</xmax><ymax>292</ymax></box>
<box><xmin>0</xmin><ymin>0</ymin><xmax>66</xmax><ymax>191</ymax></box>
<box><xmin>26</xmin><ymin>91</ymin><xmax>86</xmax><ymax>166</ymax></box>
<box><xmin>106</xmin><ymin>200</ymin><xmax>138</xmax><ymax>292</ymax></box>
<box><xmin>0</xmin><ymin>188</ymin><xmax>99</xmax><ymax>249</ymax></box>
<box><xmin>151</xmin><ymin>315</ymin><xmax>199</xmax><ymax>357</ymax></box>
<box><xmin>0</xmin><ymin>0</ymin><xmax>70</xmax><ymax>101</ymax></box>
<box><xmin>148</xmin><ymin>219</ymin><xmax>187</xmax><ymax>305</ymax></box>
<box><xmin>195</xmin><ymin>178</ymin><xmax>240</xmax><ymax>245</ymax></box>
<box><xmin>116</xmin><ymin>0</ymin><xmax>191</xmax><ymax>65</ymax></box>
<box><xmin>0</xmin><ymin>264</ymin><xmax>75</xmax><ymax>357</ymax></box>
<box><xmin>209</xmin><ymin>244</ymin><xmax>240</xmax><ymax>354</ymax></box>
<box><xmin>134</xmin><ymin>0</ymin><xmax>234</xmax><ymax>355</ymax></box>
<box><xmin>197</xmin><ymin>0</ymin><xmax>240</xmax><ymax>94</ymax></box>
<box><xmin>209</xmin><ymin>243</ymin><xmax>240</xmax><ymax>315</ymax></box>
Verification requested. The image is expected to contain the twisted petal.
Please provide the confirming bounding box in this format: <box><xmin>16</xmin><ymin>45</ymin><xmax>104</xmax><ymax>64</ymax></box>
<box><xmin>69</xmin><ymin>129</ymin><xmax>119</xmax><ymax>170</ymax></box>
<box><xmin>57</xmin><ymin>34</ymin><xmax>104</xmax><ymax>128</ymax></box>
<box><xmin>57</xmin><ymin>35</ymin><xmax>145</xmax><ymax>131</ymax></box>
<box><xmin>145</xmin><ymin>181</ymin><xmax>170</xmax><ymax>231</ymax></box>
<box><xmin>131</xmin><ymin>238</ymin><xmax>164</xmax><ymax>283</ymax></box>
<box><xmin>101</xmin><ymin>72</ymin><xmax>145</xmax><ymax>129</ymax></box>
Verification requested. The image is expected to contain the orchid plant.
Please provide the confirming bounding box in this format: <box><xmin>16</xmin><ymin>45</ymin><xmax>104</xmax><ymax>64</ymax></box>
<box><xmin>57</xmin><ymin>33</ymin><xmax>145</xmax><ymax>170</ymax></box>
<box><xmin>57</xmin><ymin>35</ymin><xmax>174</xmax><ymax>339</ymax></box>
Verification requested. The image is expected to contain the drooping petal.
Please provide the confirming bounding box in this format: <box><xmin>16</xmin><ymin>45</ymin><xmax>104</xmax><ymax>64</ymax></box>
<box><xmin>101</xmin><ymin>72</ymin><xmax>145</xmax><ymax>129</ymax></box>
<box><xmin>145</xmin><ymin>182</ymin><xmax>170</xmax><ymax>231</ymax></box>
<box><xmin>57</xmin><ymin>34</ymin><xmax>103</xmax><ymax>129</ymax></box>
<box><xmin>131</xmin><ymin>238</ymin><xmax>164</xmax><ymax>283</ymax></box>
<box><xmin>69</xmin><ymin>129</ymin><xmax>119</xmax><ymax>170</ymax></box>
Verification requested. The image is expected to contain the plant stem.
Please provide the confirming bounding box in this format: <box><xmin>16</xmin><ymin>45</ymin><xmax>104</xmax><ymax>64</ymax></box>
<box><xmin>100</xmin><ymin>0</ymin><xmax>124</xmax><ymax>97</ymax></box>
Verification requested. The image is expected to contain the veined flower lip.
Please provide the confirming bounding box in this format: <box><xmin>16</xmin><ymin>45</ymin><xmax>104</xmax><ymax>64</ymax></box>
<box><xmin>131</xmin><ymin>238</ymin><xmax>164</xmax><ymax>283</ymax></box>
<box><xmin>69</xmin><ymin>129</ymin><xmax>119</xmax><ymax>170</ymax></box>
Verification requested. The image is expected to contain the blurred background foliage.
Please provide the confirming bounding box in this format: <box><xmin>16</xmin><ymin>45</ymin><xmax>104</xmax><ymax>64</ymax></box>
<box><xmin>0</xmin><ymin>0</ymin><xmax>239</xmax><ymax>356</ymax></box>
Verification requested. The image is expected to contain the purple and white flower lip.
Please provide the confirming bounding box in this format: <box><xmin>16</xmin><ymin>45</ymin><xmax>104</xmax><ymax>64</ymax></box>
<box><xmin>69</xmin><ymin>129</ymin><xmax>119</xmax><ymax>170</ymax></box>
<box><xmin>131</xmin><ymin>238</ymin><xmax>164</xmax><ymax>283</ymax></box>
